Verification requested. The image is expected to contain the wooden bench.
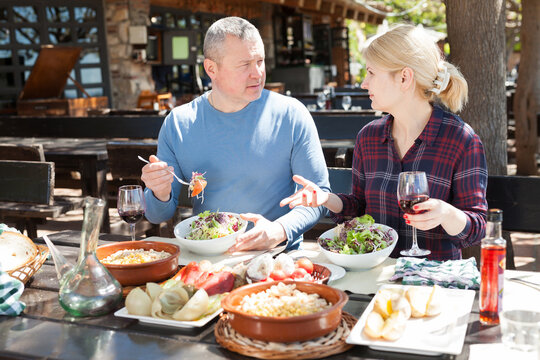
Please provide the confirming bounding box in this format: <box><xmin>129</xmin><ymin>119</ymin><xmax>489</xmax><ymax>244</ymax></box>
<box><xmin>0</xmin><ymin>160</ymin><xmax>84</xmax><ymax>238</ymax></box>
<box><xmin>0</xmin><ymin>143</ymin><xmax>45</xmax><ymax>161</ymax></box>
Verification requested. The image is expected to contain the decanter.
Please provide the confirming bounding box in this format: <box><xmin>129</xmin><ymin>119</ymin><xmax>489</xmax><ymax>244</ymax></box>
<box><xmin>59</xmin><ymin>197</ymin><xmax>122</xmax><ymax>317</ymax></box>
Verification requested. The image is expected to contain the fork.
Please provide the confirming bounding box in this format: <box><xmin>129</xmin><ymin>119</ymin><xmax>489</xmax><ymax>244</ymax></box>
<box><xmin>137</xmin><ymin>156</ymin><xmax>190</xmax><ymax>186</ymax></box>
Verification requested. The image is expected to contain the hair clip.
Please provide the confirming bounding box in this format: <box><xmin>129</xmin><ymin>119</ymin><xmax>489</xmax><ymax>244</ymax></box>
<box><xmin>430</xmin><ymin>62</ymin><xmax>450</xmax><ymax>95</ymax></box>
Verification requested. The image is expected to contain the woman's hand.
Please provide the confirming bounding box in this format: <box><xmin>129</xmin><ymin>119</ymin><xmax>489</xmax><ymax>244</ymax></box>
<box><xmin>404</xmin><ymin>198</ymin><xmax>468</xmax><ymax>236</ymax></box>
<box><xmin>280</xmin><ymin>175</ymin><xmax>329</xmax><ymax>208</ymax></box>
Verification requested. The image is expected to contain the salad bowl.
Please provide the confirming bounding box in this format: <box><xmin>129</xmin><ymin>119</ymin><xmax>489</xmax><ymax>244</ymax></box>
<box><xmin>173</xmin><ymin>211</ymin><xmax>247</xmax><ymax>255</ymax></box>
<box><xmin>318</xmin><ymin>222</ymin><xmax>398</xmax><ymax>270</ymax></box>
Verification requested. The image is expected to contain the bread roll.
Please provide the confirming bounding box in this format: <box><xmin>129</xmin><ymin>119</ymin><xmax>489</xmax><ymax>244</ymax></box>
<box><xmin>426</xmin><ymin>285</ymin><xmax>442</xmax><ymax>316</ymax></box>
<box><xmin>363</xmin><ymin>311</ymin><xmax>385</xmax><ymax>339</ymax></box>
<box><xmin>405</xmin><ymin>286</ymin><xmax>430</xmax><ymax>318</ymax></box>
<box><xmin>373</xmin><ymin>289</ymin><xmax>393</xmax><ymax>319</ymax></box>
<box><xmin>406</xmin><ymin>285</ymin><xmax>444</xmax><ymax>318</ymax></box>
<box><xmin>381</xmin><ymin>312</ymin><xmax>407</xmax><ymax>341</ymax></box>
<box><xmin>391</xmin><ymin>295</ymin><xmax>411</xmax><ymax>320</ymax></box>
<box><xmin>0</xmin><ymin>231</ymin><xmax>38</xmax><ymax>271</ymax></box>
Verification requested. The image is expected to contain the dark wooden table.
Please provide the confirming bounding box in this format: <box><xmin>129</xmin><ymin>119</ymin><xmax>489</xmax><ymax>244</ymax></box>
<box><xmin>0</xmin><ymin>231</ymin><xmax>508</xmax><ymax>360</ymax></box>
<box><xmin>0</xmin><ymin>137</ymin><xmax>111</xmax><ymax>231</ymax></box>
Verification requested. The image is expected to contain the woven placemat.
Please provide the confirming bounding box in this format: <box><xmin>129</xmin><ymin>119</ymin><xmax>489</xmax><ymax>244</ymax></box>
<box><xmin>7</xmin><ymin>244</ymin><xmax>49</xmax><ymax>284</ymax></box>
<box><xmin>215</xmin><ymin>312</ymin><xmax>357</xmax><ymax>359</ymax></box>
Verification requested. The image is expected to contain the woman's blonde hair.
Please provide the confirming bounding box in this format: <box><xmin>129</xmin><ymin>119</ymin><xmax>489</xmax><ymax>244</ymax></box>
<box><xmin>363</xmin><ymin>24</ymin><xmax>468</xmax><ymax>112</ymax></box>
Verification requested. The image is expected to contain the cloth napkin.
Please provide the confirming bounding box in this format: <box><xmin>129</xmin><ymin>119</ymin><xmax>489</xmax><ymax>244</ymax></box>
<box><xmin>0</xmin><ymin>269</ymin><xmax>26</xmax><ymax>316</ymax></box>
<box><xmin>389</xmin><ymin>257</ymin><xmax>480</xmax><ymax>289</ymax></box>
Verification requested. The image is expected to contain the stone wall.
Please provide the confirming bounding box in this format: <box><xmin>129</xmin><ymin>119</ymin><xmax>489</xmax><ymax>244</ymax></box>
<box><xmin>105</xmin><ymin>0</ymin><xmax>154</xmax><ymax>109</ymax></box>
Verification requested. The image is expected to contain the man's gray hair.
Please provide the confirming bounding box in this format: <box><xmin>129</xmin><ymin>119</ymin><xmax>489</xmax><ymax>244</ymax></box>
<box><xmin>203</xmin><ymin>17</ymin><xmax>261</xmax><ymax>63</ymax></box>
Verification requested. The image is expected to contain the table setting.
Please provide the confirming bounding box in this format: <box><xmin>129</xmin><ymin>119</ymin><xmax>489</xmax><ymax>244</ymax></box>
<box><xmin>1</xmin><ymin>204</ymin><xmax>539</xmax><ymax>359</ymax></box>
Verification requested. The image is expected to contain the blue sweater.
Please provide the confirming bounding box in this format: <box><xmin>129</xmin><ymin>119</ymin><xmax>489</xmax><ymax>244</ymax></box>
<box><xmin>144</xmin><ymin>89</ymin><xmax>330</xmax><ymax>249</ymax></box>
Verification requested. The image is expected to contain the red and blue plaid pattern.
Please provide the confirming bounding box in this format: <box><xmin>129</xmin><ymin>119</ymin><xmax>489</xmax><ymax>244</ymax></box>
<box><xmin>331</xmin><ymin>106</ymin><xmax>488</xmax><ymax>261</ymax></box>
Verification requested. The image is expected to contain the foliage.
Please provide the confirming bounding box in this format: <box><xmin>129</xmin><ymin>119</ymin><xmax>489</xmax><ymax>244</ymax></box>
<box><xmin>347</xmin><ymin>0</ymin><xmax>446</xmax><ymax>83</ymax></box>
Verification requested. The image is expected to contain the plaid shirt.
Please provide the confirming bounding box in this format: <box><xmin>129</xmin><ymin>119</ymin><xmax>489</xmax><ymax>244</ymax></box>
<box><xmin>331</xmin><ymin>105</ymin><xmax>488</xmax><ymax>261</ymax></box>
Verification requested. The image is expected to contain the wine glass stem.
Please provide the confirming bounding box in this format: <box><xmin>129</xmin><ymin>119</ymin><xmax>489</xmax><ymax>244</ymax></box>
<box><xmin>130</xmin><ymin>223</ymin><xmax>136</xmax><ymax>241</ymax></box>
<box><xmin>411</xmin><ymin>226</ymin><xmax>419</xmax><ymax>251</ymax></box>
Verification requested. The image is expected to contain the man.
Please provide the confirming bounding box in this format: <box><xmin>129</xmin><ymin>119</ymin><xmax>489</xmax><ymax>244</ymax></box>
<box><xmin>141</xmin><ymin>17</ymin><xmax>329</xmax><ymax>251</ymax></box>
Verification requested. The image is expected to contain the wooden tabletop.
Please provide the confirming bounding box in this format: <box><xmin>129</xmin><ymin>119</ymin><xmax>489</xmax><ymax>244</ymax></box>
<box><xmin>0</xmin><ymin>230</ymin><xmax>519</xmax><ymax>360</ymax></box>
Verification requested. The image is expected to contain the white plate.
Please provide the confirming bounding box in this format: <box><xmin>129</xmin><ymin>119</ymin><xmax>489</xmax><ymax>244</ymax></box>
<box><xmin>114</xmin><ymin>307</ymin><xmax>223</xmax><ymax>328</ymax></box>
<box><xmin>317</xmin><ymin>262</ymin><xmax>346</xmax><ymax>282</ymax></box>
<box><xmin>346</xmin><ymin>284</ymin><xmax>475</xmax><ymax>356</ymax></box>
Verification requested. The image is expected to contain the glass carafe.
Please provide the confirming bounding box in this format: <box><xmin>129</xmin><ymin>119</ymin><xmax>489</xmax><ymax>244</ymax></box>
<box><xmin>59</xmin><ymin>197</ymin><xmax>122</xmax><ymax>317</ymax></box>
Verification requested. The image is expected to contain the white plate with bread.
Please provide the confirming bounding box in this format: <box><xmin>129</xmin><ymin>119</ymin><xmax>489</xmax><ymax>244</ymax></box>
<box><xmin>346</xmin><ymin>284</ymin><xmax>475</xmax><ymax>356</ymax></box>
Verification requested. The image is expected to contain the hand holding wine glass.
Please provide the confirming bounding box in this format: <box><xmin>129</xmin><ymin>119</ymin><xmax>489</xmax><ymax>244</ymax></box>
<box><xmin>397</xmin><ymin>171</ymin><xmax>431</xmax><ymax>256</ymax></box>
<box><xmin>118</xmin><ymin>185</ymin><xmax>146</xmax><ymax>241</ymax></box>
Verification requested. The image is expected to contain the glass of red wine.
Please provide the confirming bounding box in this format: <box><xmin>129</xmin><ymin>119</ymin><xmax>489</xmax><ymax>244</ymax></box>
<box><xmin>397</xmin><ymin>171</ymin><xmax>431</xmax><ymax>256</ymax></box>
<box><xmin>118</xmin><ymin>185</ymin><xmax>146</xmax><ymax>241</ymax></box>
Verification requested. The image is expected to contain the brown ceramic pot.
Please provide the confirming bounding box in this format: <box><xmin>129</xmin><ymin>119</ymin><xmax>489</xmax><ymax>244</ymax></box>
<box><xmin>96</xmin><ymin>241</ymin><xmax>180</xmax><ymax>286</ymax></box>
<box><xmin>221</xmin><ymin>280</ymin><xmax>348</xmax><ymax>342</ymax></box>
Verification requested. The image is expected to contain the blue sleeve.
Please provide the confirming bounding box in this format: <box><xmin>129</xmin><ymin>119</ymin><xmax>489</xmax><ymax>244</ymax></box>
<box><xmin>144</xmin><ymin>113</ymin><xmax>183</xmax><ymax>224</ymax></box>
<box><xmin>275</xmin><ymin>102</ymin><xmax>330</xmax><ymax>247</ymax></box>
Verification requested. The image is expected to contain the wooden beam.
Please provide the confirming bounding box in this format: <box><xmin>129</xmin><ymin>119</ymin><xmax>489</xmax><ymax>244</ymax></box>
<box><xmin>346</xmin><ymin>9</ymin><xmax>358</xmax><ymax>20</ymax></box>
<box><xmin>320</xmin><ymin>0</ymin><xmax>335</xmax><ymax>14</ymax></box>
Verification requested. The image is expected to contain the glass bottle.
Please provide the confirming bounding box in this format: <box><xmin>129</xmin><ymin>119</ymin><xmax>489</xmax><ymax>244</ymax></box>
<box><xmin>479</xmin><ymin>209</ymin><xmax>506</xmax><ymax>325</ymax></box>
<box><xmin>59</xmin><ymin>197</ymin><xmax>123</xmax><ymax>317</ymax></box>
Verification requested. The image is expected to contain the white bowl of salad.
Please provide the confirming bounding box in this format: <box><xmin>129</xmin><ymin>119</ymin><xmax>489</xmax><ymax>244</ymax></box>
<box><xmin>174</xmin><ymin>211</ymin><xmax>247</xmax><ymax>255</ymax></box>
<box><xmin>317</xmin><ymin>215</ymin><xmax>398</xmax><ymax>270</ymax></box>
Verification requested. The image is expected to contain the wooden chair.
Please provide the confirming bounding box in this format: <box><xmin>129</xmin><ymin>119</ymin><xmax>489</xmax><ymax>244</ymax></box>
<box><xmin>0</xmin><ymin>143</ymin><xmax>45</xmax><ymax>161</ymax></box>
<box><xmin>0</xmin><ymin>160</ymin><xmax>84</xmax><ymax>238</ymax></box>
<box><xmin>463</xmin><ymin>175</ymin><xmax>540</xmax><ymax>270</ymax></box>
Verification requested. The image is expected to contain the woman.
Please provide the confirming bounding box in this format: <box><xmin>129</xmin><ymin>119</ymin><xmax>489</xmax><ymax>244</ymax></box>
<box><xmin>281</xmin><ymin>24</ymin><xmax>488</xmax><ymax>261</ymax></box>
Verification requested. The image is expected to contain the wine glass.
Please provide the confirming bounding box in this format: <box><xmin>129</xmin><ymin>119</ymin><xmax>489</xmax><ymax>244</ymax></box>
<box><xmin>316</xmin><ymin>92</ymin><xmax>326</xmax><ymax>110</ymax></box>
<box><xmin>118</xmin><ymin>185</ymin><xmax>146</xmax><ymax>241</ymax></box>
<box><xmin>397</xmin><ymin>171</ymin><xmax>431</xmax><ymax>256</ymax></box>
<box><xmin>341</xmin><ymin>95</ymin><xmax>352</xmax><ymax>111</ymax></box>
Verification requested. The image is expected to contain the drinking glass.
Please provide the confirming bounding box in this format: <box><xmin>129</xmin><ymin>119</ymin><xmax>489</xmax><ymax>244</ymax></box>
<box><xmin>118</xmin><ymin>185</ymin><xmax>146</xmax><ymax>241</ymax></box>
<box><xmin>342</xmin><ymin>95</ymin><xmax>352</xmax><ymax>110</ymax></box>
<box><xmin>500</xmin><ymin>310</ymin><xmax>540</xmax><ymax>352</ymax></box>
<box><xmin>397</xmin><ymin>171</ymin><xmax>431</xmax><ymax>256</ymax></box>
<box><xmin>316</xmin><ymin>92</ymin><xmax>326</xmax><ymax>110</ymax></box>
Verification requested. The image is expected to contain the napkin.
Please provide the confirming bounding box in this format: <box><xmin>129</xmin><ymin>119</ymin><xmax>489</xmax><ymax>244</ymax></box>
<box><xmin>389</xmin><ymin>257</ymin><xmax>480</xmax><ymax>289</ymax></box>
<box><xmin>0</xmin><ymin>268</ymin><xmax>26</xmax><ymax>316</ymax></box>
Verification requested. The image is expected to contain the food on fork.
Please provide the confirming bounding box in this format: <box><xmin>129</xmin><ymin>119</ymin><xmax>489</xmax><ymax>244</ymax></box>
<box><xmin>189</xmin><ymin>172</ymin><xmax>207</xmax><ymax>199</ymax></box>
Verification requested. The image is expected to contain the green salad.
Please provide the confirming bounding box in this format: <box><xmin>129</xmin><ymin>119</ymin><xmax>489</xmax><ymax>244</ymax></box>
<box><xmin>187</xmin><ymin>210</ymin><xmax>242</xmax><ymax>240</ymax></box>
<box><xmin>319</xmin><ymin>214</ymin><xmax>394</xmax><ymax>255</ymax></box>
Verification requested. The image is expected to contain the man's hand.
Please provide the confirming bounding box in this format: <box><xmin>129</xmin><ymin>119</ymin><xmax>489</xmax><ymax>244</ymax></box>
<box><xmin>140</xmin><ymin>155</ymin><xmax>174</xmax><ymax>202</ymax></box>
<box><xmin>279</xmin><ymin>175</ymin><xmax>329</xmax><ymax>208</ymax></box>
<box><xmin>227</xmin><ymin>213</ymin><xmax>286</xmax><ymax>253</ymax></box>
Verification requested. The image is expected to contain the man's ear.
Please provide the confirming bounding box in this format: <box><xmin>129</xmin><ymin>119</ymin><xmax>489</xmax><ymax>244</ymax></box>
<box><xmin>400</xmin><ymin>67</ymin><xmax>415</xmax><ymax>91</ymax></box>
<box><xmin>203</xmin><ymin>58</ymin><xmax>217</xmax><ymax>80</ymax></box>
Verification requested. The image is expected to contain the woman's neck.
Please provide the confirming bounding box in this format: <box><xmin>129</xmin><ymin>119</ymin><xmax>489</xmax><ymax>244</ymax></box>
<box><xmin>391</xmin><ymin>98</ymin><xmax>433</xmax><ymax>159</ymax></box>
<box><xmin>391</xmin><ymin>99</ymin><xmax>433</xmax><ymax>141</ymax></box>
